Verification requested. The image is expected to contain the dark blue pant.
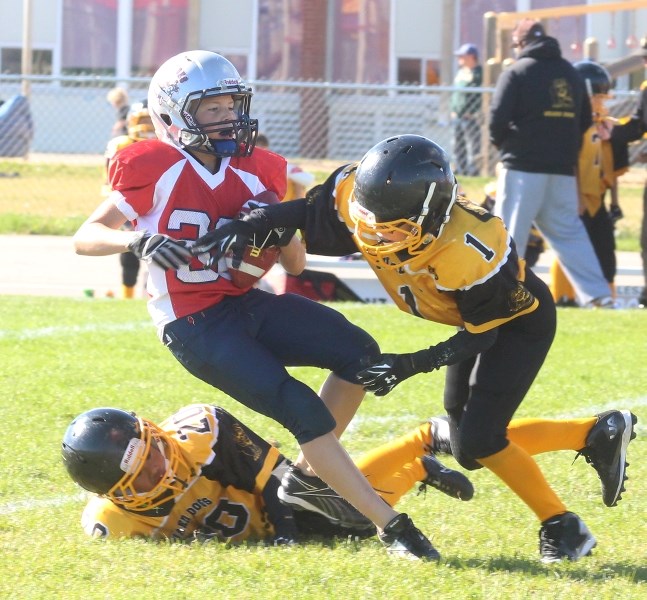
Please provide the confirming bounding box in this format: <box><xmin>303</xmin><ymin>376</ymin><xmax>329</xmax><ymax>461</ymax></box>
<box><xmin>163</xmin><ymin>289</ymin><xmax>380</xmax><ymax>444</ymax></box>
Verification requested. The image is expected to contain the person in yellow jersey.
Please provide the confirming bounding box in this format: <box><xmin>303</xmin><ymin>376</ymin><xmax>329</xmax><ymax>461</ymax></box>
<box><xmin>62</xmin><ymin>404</ymin><xmax>473</xmax><ymax>543</ymax></box>
<box><xmin>550</xmin><ymin>61</ymin><xmax>622</xmax><ymax>306</ymax></box>
<box><xmin>192</xmin><ymin>134</ymin><xmax>637</xmax><ymax>563</ymax></box>
<box><xmin>102</xmin><ymin>100</ymin><xmax>156</xmax><ymax>298</ymax></box>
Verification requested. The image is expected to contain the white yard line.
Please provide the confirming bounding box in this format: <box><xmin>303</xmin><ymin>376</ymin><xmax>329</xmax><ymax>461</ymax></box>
<box><xmin>0</xmin><ymin>320</ymin><xmax>152</xmax><ymax>340</ymax></box>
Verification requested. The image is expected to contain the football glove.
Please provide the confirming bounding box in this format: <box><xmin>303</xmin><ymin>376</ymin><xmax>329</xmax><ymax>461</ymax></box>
<box><xmin>128</xmin><ymin>232</ymin><xmax>192</xmax><ymax>271</ymax></box>
<box><xmin>608</xmin><ymin>205</ymin><xmax>624</xmax><ymax>224</ymax></box>
<box><xmin>191</xmin><ymin>219</ymin><xmax>257</xmax><ymax>270</ymax></box>
<box><xmin>357</xmin><ymin>350</ymin><xmax>438</xmax><ymax>396</ymax></box>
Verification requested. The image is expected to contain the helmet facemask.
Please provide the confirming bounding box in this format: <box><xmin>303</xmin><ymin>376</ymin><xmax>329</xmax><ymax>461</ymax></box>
<box><xmin>350</xmin><ymin>180</ymin><xmax>457</xmax><ymax>270</ymax></box>
<box><xmin>106</xmin><ymin>418</ymin><xmax>189</xmax><ymax>512</ymax></box>
<box><xmin>176</xmin><ymin>89</ymin><xmax>258</xmax><ymax>158</ymax></box>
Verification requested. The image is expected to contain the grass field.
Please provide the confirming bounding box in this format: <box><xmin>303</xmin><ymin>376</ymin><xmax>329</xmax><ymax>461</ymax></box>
<box><xmin>1</xmin><ymin>296</ymin><xmax>645</xmax><ymax>599</ymax></box>
<box><xmin>0</xmin><ymin>158</ymin><xmax>645</xmax><ymax>252</ymax></box>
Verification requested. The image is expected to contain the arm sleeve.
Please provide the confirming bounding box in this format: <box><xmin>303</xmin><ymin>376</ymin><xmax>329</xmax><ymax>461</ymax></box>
<box><xmin>411</xmin><ymin>327</ymin><xmax>499</xmax><ymax>373</ymax></box>
<box><xmin>253</xmin><ymin>165</ymin><xmax>359</xmax><ymax>256</ymax></box>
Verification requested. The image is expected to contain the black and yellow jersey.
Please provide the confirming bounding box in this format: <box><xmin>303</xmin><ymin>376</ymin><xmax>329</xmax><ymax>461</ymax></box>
<box><xmin>80</xmin><ymin>404</ymin><xmax>282</xmax><ymax>542</ymax></box>
<box><xmin>306</xmin><ymin>165</ymin><xmax>538</xmax><ymax>333</ymax></box>
<box><xmin>578</xmin><ymin>124</ymin><xmax>615</xmax><ymax>216</ymax></box>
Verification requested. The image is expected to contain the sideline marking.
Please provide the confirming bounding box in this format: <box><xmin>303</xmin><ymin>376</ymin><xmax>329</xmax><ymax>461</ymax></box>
<box><xmin>0</xmin><ymin>321</ymin><xmax>152</xmax><ymax>340</ymax></box>
<box><xmin>0</xmin><ymin>492</ymin><xmax>88</xmax><ymax>515</ymax></box>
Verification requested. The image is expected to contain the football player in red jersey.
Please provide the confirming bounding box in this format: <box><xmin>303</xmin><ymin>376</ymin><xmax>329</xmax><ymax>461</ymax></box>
<box><xmin>193</xmin><ymin>134</ymin><xmax>637</xmax><ymax>563</ymax></box>
<box><xmin>73</xmin><ymin>51</ymin><xmax>439</xmax><ymax>561</ymax></box>
<box><xmin>61</xmin><ymin>405</ymin><xmax>472</xmax><ymax>543</ymax></box>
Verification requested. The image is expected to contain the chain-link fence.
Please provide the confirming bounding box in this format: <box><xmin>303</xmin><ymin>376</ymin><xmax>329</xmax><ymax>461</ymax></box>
<box><xmin>1</xmin><ymin>73</ymin><xmax>645</xmax><ymax>175</ymax></box>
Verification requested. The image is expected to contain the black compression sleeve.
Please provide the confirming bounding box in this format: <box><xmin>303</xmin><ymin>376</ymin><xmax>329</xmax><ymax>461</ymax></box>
<box><xmin>252</xmin><ymin>198</ymin><xmax>308</xmax><ymax>230</ymax></box>
<box><xmin>420</xmin><ymin>328</ymin><xmax>498</xmax><ymax>371</ymax></box>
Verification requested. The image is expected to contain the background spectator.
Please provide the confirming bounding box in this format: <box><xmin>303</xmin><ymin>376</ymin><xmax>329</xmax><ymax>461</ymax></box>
<box><xmin>451</xmin><ymin>43</ymin><xmax>482</xmax><ymax>176</ymax></box>
<box><xmin>489</xmin><ymin>19</ymin><xmax>612</xmax><ymax>307</ymax></box>
<box><xmin>106</xmin><ymin>87</ymin><xmax>129</xmax><ymax>139</ymax></box>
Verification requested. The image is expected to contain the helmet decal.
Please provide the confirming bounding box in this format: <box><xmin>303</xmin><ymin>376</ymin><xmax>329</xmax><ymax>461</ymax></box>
<box><xmin>120</xmin><ymin>438</ymin><xmax>146</xmax><ymax>474</ymax></box>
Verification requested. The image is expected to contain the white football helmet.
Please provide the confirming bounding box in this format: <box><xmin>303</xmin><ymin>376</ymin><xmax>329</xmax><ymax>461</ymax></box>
<box><xmin>147</xmin><ymin>50</ymin><xmax>258</xmax><ymax>157</ymax></box>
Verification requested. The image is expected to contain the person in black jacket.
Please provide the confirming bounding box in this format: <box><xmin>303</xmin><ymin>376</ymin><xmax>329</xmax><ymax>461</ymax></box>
<box><xmin>489</xmin><ymin>19</ymin><xmax>612</xmax><ymax>308</ymax></box>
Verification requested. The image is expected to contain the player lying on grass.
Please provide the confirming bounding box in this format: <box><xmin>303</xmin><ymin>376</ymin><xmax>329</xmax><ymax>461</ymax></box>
<box><xmin>62</xmin><ymin>404</ymin><xmax>473</xmax><ymax>544</ymax></box>
<box><xmin>191</xmin><ymin>134</ymin><xmax>638</xmax><ymax>563</ymax></box>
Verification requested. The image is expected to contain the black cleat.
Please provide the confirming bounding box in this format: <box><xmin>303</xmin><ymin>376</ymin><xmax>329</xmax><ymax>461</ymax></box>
<box><xmin>419</xmin><ymin>454</ymin><xmax>474</xmax><ymax>501</ymax></box>
<box><xmin>428</xmin><ymin>416</ymin><xmax>452</xmax><ymax>455</ymax></box>
<box><xmin>539</xmin><ymin>512</ymin><xmax>596</xmax><ymax>563</ymax></box>
<box><xmin>378</xmin><ymin>513</ymin><xmax>441</xmax><ymax>561</ymax></box>
<box><xmin>576</xmin><ymin>410</ymin><xmax>637</xmax><ymax>507</ymax></box>
<box><xmin>277</xmin><ymin>465</ymin><xmax>374</xmax><ymax>530</ymax></box>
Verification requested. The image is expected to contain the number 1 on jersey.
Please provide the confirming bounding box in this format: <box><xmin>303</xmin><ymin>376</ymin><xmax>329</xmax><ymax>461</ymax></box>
<box><xmin>464</xmin><ymin>233</ymin><xmax>495</xmax><ymax>261</ymax></box>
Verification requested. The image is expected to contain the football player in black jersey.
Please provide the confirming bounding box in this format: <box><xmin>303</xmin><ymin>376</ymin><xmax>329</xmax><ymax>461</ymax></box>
<box><xmin>62</xmin><ymin>404</ymin><xmax>472</xmax><ymax>543</ymax></box>
<box><xmin>192</xmin><ymin>134</ymin><xmax>637</xmax><ymax>563</ymax></box>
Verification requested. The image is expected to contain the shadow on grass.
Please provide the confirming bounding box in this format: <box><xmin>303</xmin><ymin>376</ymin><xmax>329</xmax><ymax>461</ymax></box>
<box><xmin>444</xmin><ymin>554</ymin><xmax>647</xmax><ymax>583</ymax></box>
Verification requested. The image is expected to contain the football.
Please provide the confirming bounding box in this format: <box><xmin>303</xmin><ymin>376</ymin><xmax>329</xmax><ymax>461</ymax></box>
<box><xmin>226</xmin><ymin>189</ymin><xmax>282</xmax><ymax>289</ymax></box>
<box><xmin>226</xmin><ymin>244</ymin><xmax>281</xmax><ymax>289</ymax></box>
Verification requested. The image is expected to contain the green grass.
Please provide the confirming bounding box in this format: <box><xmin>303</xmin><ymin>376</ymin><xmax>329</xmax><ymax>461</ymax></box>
<box><xmin>0</xmin><ymin>297</ymin><xmax>645</xmax><ymax>598</ymax></box>
<box><xmin>0</xmin><ymin>160</ymin><xmax>645</xmax><ymax>252</ymax></box>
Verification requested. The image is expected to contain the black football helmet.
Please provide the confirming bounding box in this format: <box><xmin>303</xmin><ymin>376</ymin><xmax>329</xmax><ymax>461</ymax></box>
<box><xmin>349</xmin><ymin>134</ymin><xmax>457</xmax><ymax>270</ymax></box>
<box><xmin>148</xmin><ymin>50</ymin><xmax>258</xmax><ymax>158</ymax></box>
<box><xmin>61</xmin><ymin>407</ymin><xmax>188</xmax><ymax>511</ymax></box>
<box><xmin>574</xmin><ymin>60</ymin><xmax>612</xmax><ymax>96</ymax></box>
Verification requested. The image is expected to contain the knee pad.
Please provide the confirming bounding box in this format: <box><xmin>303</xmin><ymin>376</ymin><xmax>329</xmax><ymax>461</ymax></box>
<box><xmin>457</xmin><ymin>420</ymin><xmax>507</xmax><ymax>467</ymax></box>
<box><xmin>447</xmin><ymin>413</ymin><xmax>483</xmax><ymax>471</ymax></box>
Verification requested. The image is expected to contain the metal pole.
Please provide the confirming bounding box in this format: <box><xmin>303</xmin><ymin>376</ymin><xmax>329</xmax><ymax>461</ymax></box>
<box><xmin>21</xmin><ymin>0</ymin><xmax>33</xmax><ymax>98</ymax></box>
<box><xmin>116</xmin><ymin>0</ymin><xmax>133</xmax><ymax>84</ymax></box>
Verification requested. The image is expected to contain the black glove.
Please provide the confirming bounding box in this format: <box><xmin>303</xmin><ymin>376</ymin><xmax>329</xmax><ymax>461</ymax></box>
<box><xmin>191</xmin><ymin>219</ymin><xmax>255</xmax><ymax>269</ymax></box>
<box><xmin>251</xmin><ymin>226</ymin><xmax>297</xmax><ymax>249</ymax></box>
<box><xmin>356</xmin><ymin>350</ymin><xmax>437</xmax><ymax>396</ymax></box>
<box><xmin>609</xmin><ymin>205</ymin><xmax>624</xmax><ymax>225</ymax></box>
<box><xmin>192</xmin><ymin>210</ymin><xmax>293</xmax><ymax>270</ymax></box>
<box><xmin>128</xmin><ymin>232</ymin><xmax>192</xmax><ymax>271</ymax></box>
<box><xmin>246</xmin><ymin>201</ymin><xmax>296</xmax><ymax>249</ymax></box>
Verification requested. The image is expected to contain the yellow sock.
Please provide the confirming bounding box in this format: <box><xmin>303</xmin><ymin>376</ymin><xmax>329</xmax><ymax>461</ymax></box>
<box><xmin>122</xmin><ymin>285</ymin><xmax>135</xmax><ymax>299</ymax></box>
<box><xmin>355</xmin><ymin>423</ymin><xmax>430</xmax><ymax>506</ymax></box>
<box><xmin>478</xmin><ymin>442</ymin><xmax>567</xmax><ymax>522</ymax></box>
<box><xmin>507</xmin><ymin>417</ymin><xmax>596</xmax><ymax>455</ymax></box>
<box><xmin>550</xmin><ymin>259</ymin><xmax>575</xmax><ymax>303</ymax></box>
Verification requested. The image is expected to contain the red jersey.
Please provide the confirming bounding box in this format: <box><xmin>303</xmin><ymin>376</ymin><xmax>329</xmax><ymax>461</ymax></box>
<box><xmin>107</xmin><ymin>140</ymin><xmax>287</xmax><ymax>329</ymax></box>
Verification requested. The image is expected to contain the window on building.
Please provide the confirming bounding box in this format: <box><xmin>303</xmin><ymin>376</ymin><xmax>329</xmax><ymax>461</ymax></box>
<box><xmin>332</xmin><ymin>0</ymin><xmax>390</xmax><ymax>83</ymax></box>
<box><xmin>62</xmin><ymin>0</ymin><xmax>117</xmax><ymax>76</ymax></box>
<box><xmin>1</xmin><ymin>48</ymin><xmax>53</xmax><ymax>75</ymax></box>
<box><xmin>397</xmin><ymin>57</ymin><xmax>440</xmax><ymax>86</ymax></box>
<box><xmin>61</xmin><ymin>0</ymin><xmax>188</xmax><ymax>78</ymax></box>
<box><xmin>132</xmin><ymin>0</ymin><xmax>188</xmax><ymax>76</ymax></box>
